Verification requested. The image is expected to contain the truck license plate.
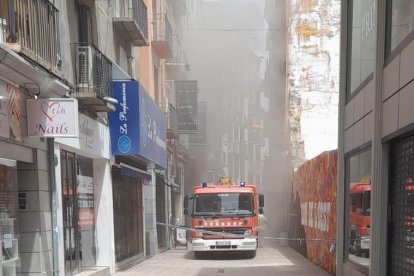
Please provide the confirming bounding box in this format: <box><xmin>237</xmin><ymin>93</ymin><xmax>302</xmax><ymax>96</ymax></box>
<box><xmin>216</xmin><ymin>241</ymin><xmax>231</xmax><ymax>246</ymax></box>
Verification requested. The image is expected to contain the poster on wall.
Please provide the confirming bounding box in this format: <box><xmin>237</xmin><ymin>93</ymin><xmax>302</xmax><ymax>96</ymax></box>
<box><xmin>175</xmin><ymin>80</ymin><xmax>198</xmax><ymax>133</ymax></box>
<box><xmin>189</xmin><ymin>102</ymin><xmax>207</xmax><ymax>145</ymax></box>
<box><xmin>77</xmin><ymin>175</ymin><xmax>94</xmax><ymax>228</ymax></box>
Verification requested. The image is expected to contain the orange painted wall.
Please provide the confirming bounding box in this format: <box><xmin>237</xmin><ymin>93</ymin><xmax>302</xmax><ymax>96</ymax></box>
<box><xmin>290</xmin><ymin>150</ymin><xmax>337</xmax><ymax>274</ymax></box>
<box><xmin>137</xmin><ymin>0</ymin><xmax>154</xmax><ymax>100</ymax></box>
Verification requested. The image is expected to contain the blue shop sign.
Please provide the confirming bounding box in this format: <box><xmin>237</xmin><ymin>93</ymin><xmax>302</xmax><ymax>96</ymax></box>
<box><xmin>109</xmin><ymin>80</ymin><xmax>167</xmax><ymax>168</ymax></box>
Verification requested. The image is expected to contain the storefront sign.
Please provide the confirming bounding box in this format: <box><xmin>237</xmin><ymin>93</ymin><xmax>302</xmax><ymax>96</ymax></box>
<box><xmin>0</xmin><ymin>81</ymin><xmax>9</xmax><ymax>138</ymax></box>
<box><xmin>175</xmin><ymin>80</ymin><xmax>198</xmax><ymax>133</ymax></box>
<box><xmin>109</xmin><ymin>80</ymin><xmax>167</xmax><ymax>168</ymax></box>
<box><xmin>27</xmin><ymin>98</ymin><xmax>79</xmax><ymax>137</ymax></box>
<box><xmin>189</xmin><ymin>102</ymin><xmax>207</xmax><ymax>145</ymax></box>
<box><xmin>56</xmin><ymin>114</ymin><xmax>110</xmax><ymax>159</ymax></box>
<box><xmin>78</xmin><ymin>114</ymin><xmax>108</xmax><ymax>156</ymax></box>
<box><xmin>9</xmin><ymin>85</ymin><xmax>22</xmax><ymax>141</ymax></box>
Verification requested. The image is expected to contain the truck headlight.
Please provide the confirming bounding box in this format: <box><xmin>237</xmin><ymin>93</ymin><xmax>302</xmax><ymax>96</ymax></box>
<box><xmin>244</xmin><ymin>229</ymin><xmax>252</xmax><ymax>237</ymax></box>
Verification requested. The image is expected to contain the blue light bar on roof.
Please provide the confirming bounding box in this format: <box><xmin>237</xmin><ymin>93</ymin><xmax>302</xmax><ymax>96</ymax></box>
<box><xmin>202</xmin><ymin>182</ymin><xmax>208</xmax><ymax>188</ymax></box>
<box><xmin>240</xmin><ymin>181</ymin><xmax>246</xmax><ymax>187</ymax></box>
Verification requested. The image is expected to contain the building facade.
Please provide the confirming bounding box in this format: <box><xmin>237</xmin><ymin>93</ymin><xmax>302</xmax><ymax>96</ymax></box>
<box><xmin>338</xmin><ymin>0</ymin><xmax>414</xmax><ymax>275</ymax></box>
<box><xmin>263</xmin><ymin>0</ymin><xmax>290</xmax><ymax>237</ymax></box>
<box><xmin>0</xmin><ymin>0</ymin><xmax>190</xmax><ymax>274</ymax></box>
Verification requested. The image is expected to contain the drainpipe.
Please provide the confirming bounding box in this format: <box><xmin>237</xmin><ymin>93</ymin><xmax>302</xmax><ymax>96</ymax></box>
<box><xmin>47</xmin><ymin>138</ymin><xmax>59</xmax><ymax>276</ymax></box>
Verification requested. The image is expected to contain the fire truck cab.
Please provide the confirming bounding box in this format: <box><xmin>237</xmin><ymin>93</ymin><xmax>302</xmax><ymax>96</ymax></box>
<box><xmin>184</xmin><ymin>177</ymin><xmax>264</xmax><ymax>258</ymax></box>
<box><xmin>349</xmin><ymin>181</ymin><xmax>371</xmax><ymax>257</ymax></box>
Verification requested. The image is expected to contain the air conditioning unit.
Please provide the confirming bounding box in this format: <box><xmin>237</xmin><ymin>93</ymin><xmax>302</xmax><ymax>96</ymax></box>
<box><xmin>76</xmin><ymin>46</ymin><xmax>94</xmax><ymax>88</ymax></box>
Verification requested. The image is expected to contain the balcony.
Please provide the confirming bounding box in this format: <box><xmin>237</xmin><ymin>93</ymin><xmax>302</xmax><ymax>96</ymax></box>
<box><xmin>152</xmin><ymin>13</ymin><xmax>173</xmax><ymax>59</ymax></box>
<box><xmin>113</xmin><ymin>0</ymin><xmax>149</xmax><ymax>46</ymax></box>
<box><xmin>0</xmin><ymin>0</ymin><xmax>61</xmax><ymax>76</ymax></box>
<box><xmin>71</xmin><ymin>43</ymin><xmax>115</xmax><ymax>112</ymax></box>
<box><xmin>165</xmin><ymin>34</ymin><xmax>189</xmax><ymax>78</ymax></box>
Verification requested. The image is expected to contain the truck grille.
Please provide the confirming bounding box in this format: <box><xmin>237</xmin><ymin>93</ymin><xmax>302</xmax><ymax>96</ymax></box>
<box><xmin>202</xmin><ymin>228</ymin><xmax>249</xmax><ymax>238</ymax></box>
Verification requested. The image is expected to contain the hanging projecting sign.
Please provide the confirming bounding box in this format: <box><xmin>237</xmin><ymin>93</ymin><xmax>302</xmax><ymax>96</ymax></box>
<box><xmin>26</xmin><ymin>98</ymin><xmax>79</xmax><ymax>137</ymax></box>
<box><xmin>109</xmin><ymin>80</ymin><xmax>167</xmax><ymax>168</ymax></box>
<box><xmin>175</xmin><ymin>80</ymin><xmax>198</xmax><ymax>133</ymax></box>
<box><xmin>189</xmin><ymin>102</ymin><xmax>207</xmax><ymax>145</ymax></box>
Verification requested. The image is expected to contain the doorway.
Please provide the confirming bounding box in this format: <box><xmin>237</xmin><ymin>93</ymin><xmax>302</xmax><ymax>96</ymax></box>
<box><xmin>61</xmin><ymin>151</ymin><xmax>96</xmax><ymax>275</ymax></box>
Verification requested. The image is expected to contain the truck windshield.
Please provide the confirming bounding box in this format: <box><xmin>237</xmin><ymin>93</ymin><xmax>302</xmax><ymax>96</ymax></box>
<box><xmin>193</xmin><ymin>193</ymin><xmax>254</xmax><ymax>217</ymax></box>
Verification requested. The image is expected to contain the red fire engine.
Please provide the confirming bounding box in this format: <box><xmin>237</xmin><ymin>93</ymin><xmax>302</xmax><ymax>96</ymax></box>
<box><xmin>349</xmin><ymin>181</ymin><xmax>371</xmax><ymax>257</ymax></box>
<box><xmin>184</xmin><ymin>177</ymin><xmax>264</xmax><ymax>258</ymax></box>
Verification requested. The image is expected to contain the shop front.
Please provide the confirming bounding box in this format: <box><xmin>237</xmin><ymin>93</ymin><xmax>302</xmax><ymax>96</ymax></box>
<box><xmin>109</xmin><ymin>80</ymin><xmax>167</xmax><ymax>262</ymax></box>
<box><xmin>0</xmin><ymin>79</ymin><xmax>61</xmax><ymax>275</ymax></box>
<box><xmin>111</xmin><ymin>159</ymin><xmax>148</xmax><ymax>266</ymax></box>
<box><xmin>55</xmin><ymin>113</ymin><xmax>114</xmax><ymax>274</ymax></box>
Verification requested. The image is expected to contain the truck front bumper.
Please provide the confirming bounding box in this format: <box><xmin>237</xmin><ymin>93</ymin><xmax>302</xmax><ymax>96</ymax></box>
<box><xmin>190</xmin><ymin>238</ymin><xmax>257</xmax><ymax>252</ymax></box>
<box><xmin>360</xmin><ymin>236</ymin><xmax>370</xmax><ymax>250</ymax></box>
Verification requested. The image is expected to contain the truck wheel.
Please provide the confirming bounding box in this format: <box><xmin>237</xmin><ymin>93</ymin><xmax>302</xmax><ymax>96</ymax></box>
<box><xmin>245</xmin><ymin>250</ymin><xmax>256</xmax><ymax>258</ymax></box>
<box><xmin>355</xmin><ymin>243</ymin><xmax>362</xmax><ymax>257</ymax></box>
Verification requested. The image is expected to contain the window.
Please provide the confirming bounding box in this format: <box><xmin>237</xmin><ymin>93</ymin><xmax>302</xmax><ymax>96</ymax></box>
<box><xmin>0</xmin><ymin>159</ymin><xmax>19</xmax><ymax>275</ymax></box>
<box><xmin>347</xmin><ymin>0</ymin><xmax>376</xmax><ymax>96</ymax></box>
<box><xmin>345</xmin><ymin>149</ymin><xmax>371</xmax><ymax>269</ymax></box>
<box><xmin>193</xmin><ymin>193</ymin><xmax>254</xmax><ymax>216</ymax></box>
<box><xmin>386</xmin><ymin>0</ymin><xmax>414</xmax><ymax>57</ymax></box>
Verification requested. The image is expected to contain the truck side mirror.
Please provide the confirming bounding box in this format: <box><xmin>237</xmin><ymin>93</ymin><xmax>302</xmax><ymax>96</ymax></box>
<box><xmin>259</xmin><ymin>194</ymin><xmax>264</xmax><ymax>208</ymax></box>
<box><xmin>184</xmin><ymin>195</ymin><xmax>189</xmax><ymax>215</ymax></box>
<box><xmin>259</xmin><ymin>194</ymin><xmax>264</xmax><ymax>214</ymax></box>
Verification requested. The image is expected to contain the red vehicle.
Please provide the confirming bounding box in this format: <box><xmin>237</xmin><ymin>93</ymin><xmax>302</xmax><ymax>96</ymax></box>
<box><xmin>349</xmin><ymin>182</ymin><xmax>371</xmax><ymax>257</ymax></box>
<box><xmin>184</xmin><ymin>177</ymin><xmax>264</xmax><ymax>258</ymax></box>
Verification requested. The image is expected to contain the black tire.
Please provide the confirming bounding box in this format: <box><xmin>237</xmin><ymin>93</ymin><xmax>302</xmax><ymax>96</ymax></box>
<box><xmin>355</xmin><ymin>242</ymin><xmax>362</xmax><ymax>257</ymax></box>
<box><xmin>245</xmin><ymin>250</ymin><xmax>256</xmax><ymax>258</ymax></box>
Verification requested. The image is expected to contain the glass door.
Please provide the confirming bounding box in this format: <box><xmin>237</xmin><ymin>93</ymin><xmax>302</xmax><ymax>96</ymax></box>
<box><xmin>61</xmin><ymin>151</ymin><xmax>96</xmax><ymax>275</ymax></box>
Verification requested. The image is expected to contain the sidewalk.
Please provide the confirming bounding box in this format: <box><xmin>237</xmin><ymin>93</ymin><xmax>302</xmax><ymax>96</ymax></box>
<box><xmin>114</xmin><ymin>243</ymin><xmax>333</xmax><ymax>276</ymax></box>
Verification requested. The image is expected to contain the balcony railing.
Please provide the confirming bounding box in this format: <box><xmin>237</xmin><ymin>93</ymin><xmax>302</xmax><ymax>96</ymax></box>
<box><xmin>165</xmin><ymin>34</ymin><xmax>190</xmax><ymax>77</ymax></box>
<box><xmin>71</xmin><ymin>43</ymin><xmax>115</xmax><ymax>112</ymax></box>
<box><xmin>0</xmin><ymin>0</ymin><xmax>61</xmax><ymax>75</ymax></box>
<box><xmin>152</xmin><ymin>13</ymin><xmax>173</xmax><ymax>59</ymax></box>
<box><xmin>113</xmin><ymin>0</ymin><xmax>149</xmax><ymax>46</ymax></box>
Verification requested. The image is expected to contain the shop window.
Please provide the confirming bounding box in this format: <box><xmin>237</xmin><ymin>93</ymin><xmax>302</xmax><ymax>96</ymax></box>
<box><xmin>0</xmin><ymin>159</ymin><xmax>19</xmax><ymax>275</ymax></box>
<box><xmin>347</xmin><ymin>0</ymin><xmax>376</xmax><ymax>96</ymax></box>
<box><xmin>386</xmin><ymin>0</ymin><xmax>414</xmax><ymax>57</ymax></box>
<box><xmin>345</xmin><ymin>148</ymin><xmax>371</xmax><ymax>270</ymax></box>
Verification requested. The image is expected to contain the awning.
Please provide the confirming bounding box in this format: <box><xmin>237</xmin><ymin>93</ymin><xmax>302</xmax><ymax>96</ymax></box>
<box><xmin>114</xmin><ymin>162</ymin><xmax>152</xmax><ymax>181</ymax></box>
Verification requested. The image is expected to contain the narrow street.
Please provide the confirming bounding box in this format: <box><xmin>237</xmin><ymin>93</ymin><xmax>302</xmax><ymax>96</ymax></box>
<box><xmin>115</xmin><ymin>242</ymin><xmax>332</xmax><ymax>276</ymax></box>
